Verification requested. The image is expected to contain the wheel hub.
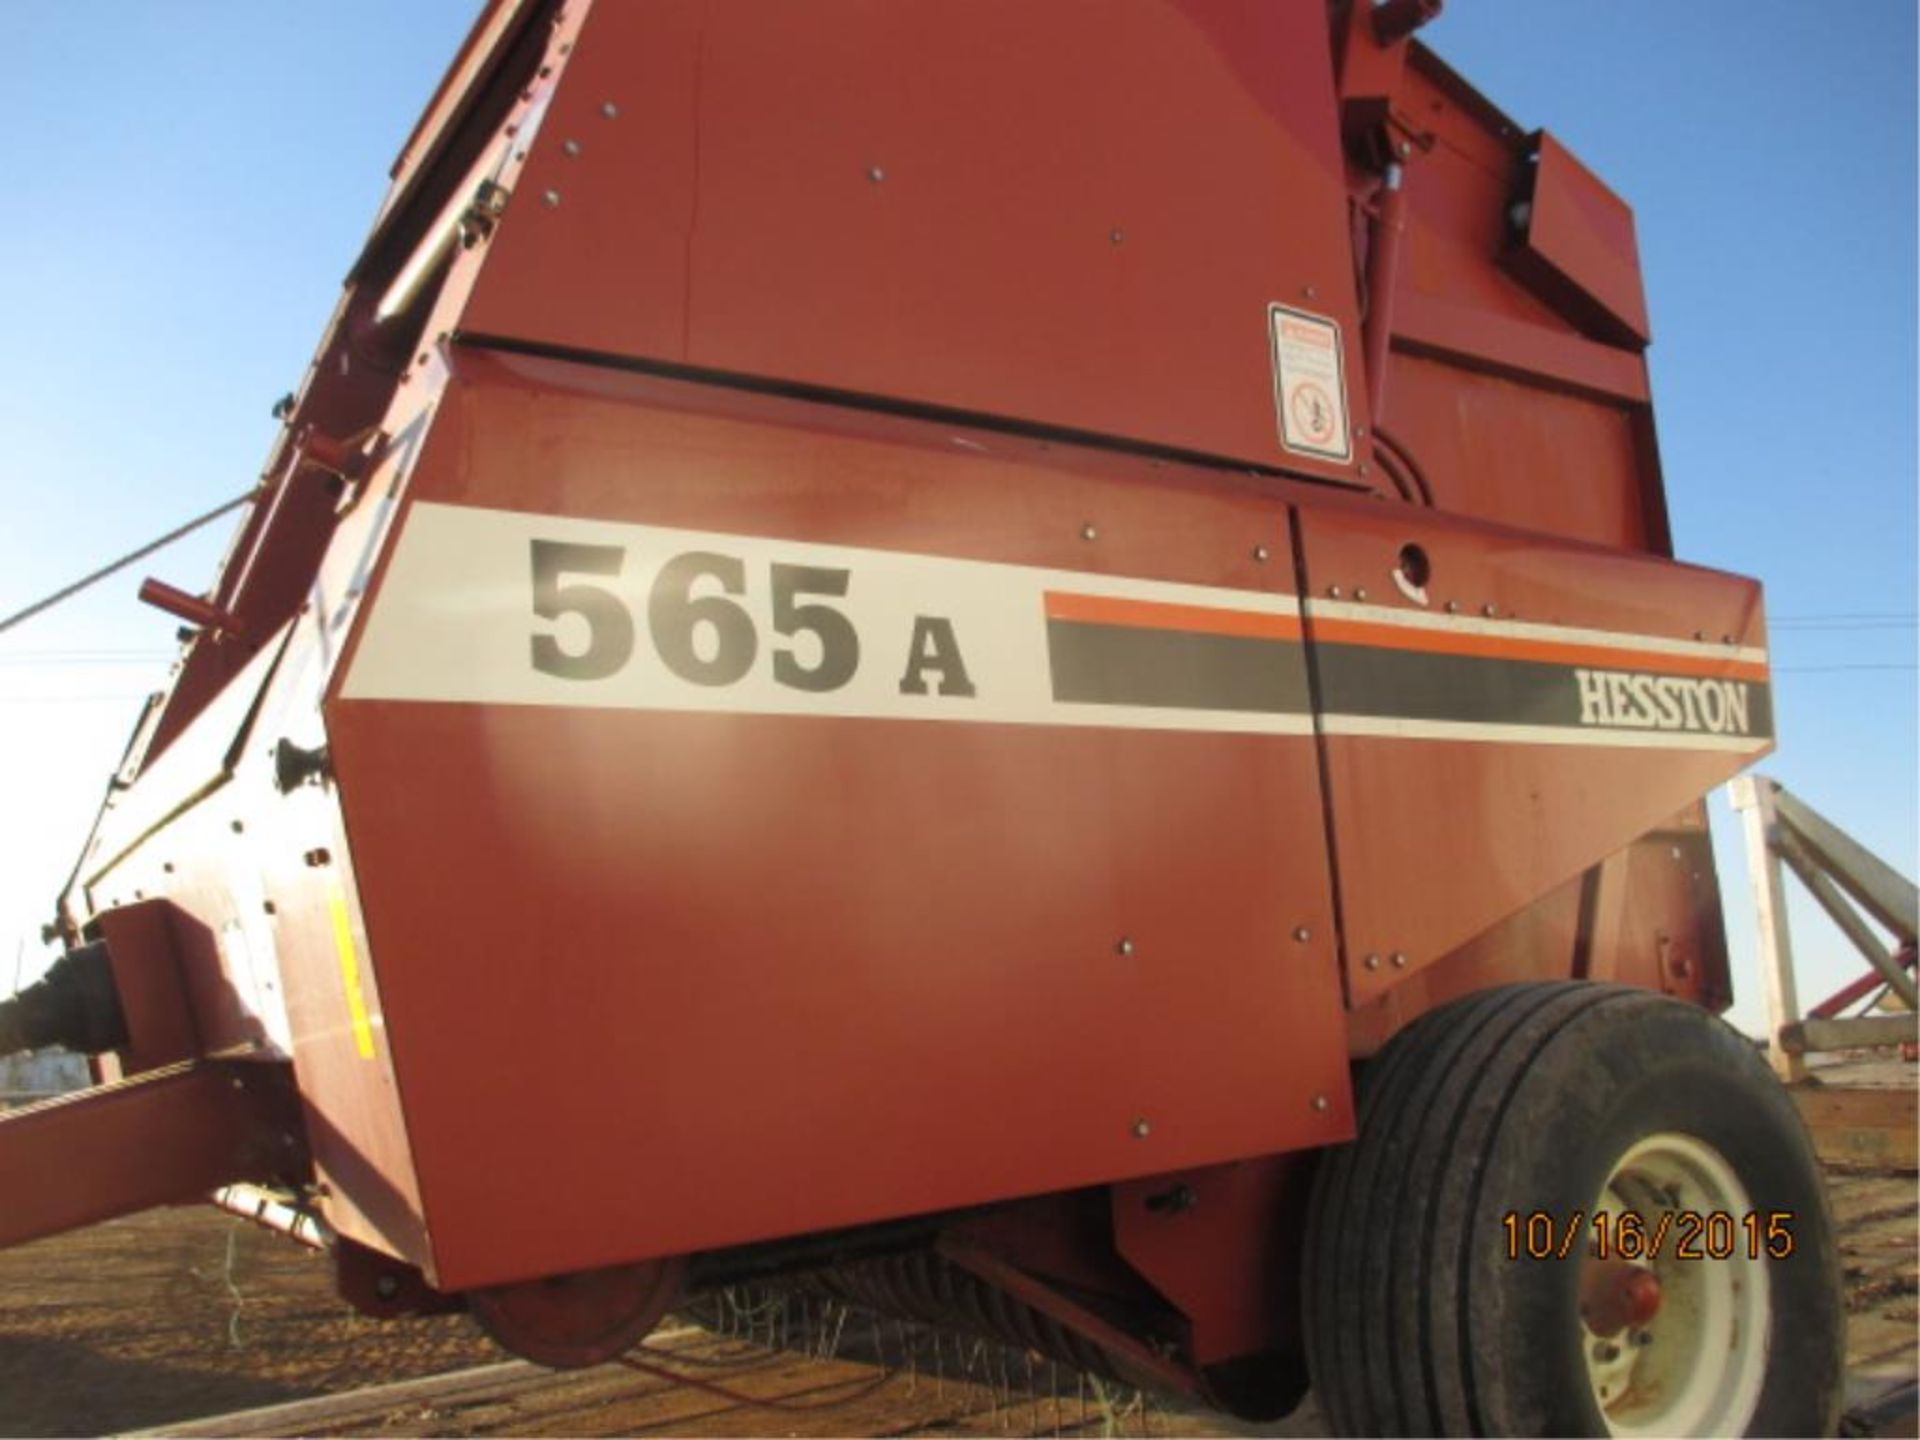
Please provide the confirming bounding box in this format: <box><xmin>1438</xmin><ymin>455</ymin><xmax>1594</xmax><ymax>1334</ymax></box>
<box><xmin>1581</xmin><ymin>1258</ymin><xmax>1663</xmax><ymax>1337</ymax></box>
<box><xmin>1581</xmin><ymin>1131</ymin><xmax>1769</xmax><ymax>1438</ymax></box>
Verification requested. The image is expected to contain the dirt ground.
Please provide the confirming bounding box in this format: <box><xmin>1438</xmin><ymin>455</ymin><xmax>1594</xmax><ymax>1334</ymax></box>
<box><xmin>0</xmin><ymin>1159</ymin><xmax>1912</xmax><ymax>1436</ymax></box>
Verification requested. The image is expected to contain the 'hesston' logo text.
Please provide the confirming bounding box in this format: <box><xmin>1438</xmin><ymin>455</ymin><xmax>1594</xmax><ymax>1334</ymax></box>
<box><xmin>1574</xmin><ymin>669</ymin><xmax>1754</xmax><ymax>736</ymax></box>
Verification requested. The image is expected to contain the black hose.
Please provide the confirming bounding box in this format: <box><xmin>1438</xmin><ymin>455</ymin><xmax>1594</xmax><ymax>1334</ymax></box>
<box><xmin>1372</xmin><ymin>425</ymin><xmax>1435</xmax><ymax>507</ymax></box>
<box><xmin>0</xmin><ymin>942</ymin><xmax>127</xmax><ymax>1060</ymax></box>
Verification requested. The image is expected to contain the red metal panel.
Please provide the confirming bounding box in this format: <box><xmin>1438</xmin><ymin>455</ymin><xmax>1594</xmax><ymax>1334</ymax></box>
<box><xmin>1511</xmin><ymin>131</ymin><xmax>1652</xmax><ymax>346</ymax></box>
<box><xmin>94</xmin><ymin>901</ymin><xmax>199</xmax><ymax>1074</ymax></box>
<box><xmin>1388</xmin><ymin>352</ymin><xmax>1651</xmax><ymax>546</ymax></box>
<box><xmin>458</xmin><ymin>0</ymin><xmax>1367</xmax><ymax>482</ymax></box>
<box><xmin>324</xmin><ymin>350</ymin><xmax>1351</xmax><ymax>1290</ymax></box>
<box><xmin>1112</xmin><ymin>1156</ymin><xmax>1308</xmax><ymax>1366</ymax></box>
<box><xmin>1295</xmin><ymin>501</ymin><xmax>1771</xmax><ymax>1005</ymax></box>
<box><xmin>1366</xmin><ymin>48</ymin><xmax>1664</xmax><ymax>555</ymax></box>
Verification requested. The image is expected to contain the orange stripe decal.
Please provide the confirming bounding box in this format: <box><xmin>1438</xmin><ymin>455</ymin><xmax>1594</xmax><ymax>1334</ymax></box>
<box><xmin>1045</xmin><ymin>591</ymin><xmax>1302</xmax><ymax>641</ymax></box>
<box><xmin>1309</xmin><ymin>615</ymin><xmax>1770</xmax><ymax>683</ymax></box>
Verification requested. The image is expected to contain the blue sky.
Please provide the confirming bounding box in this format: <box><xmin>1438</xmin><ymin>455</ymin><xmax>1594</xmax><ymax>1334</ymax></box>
<box><xmin>0</xmin><ymin>4</ymin><xmax>1913</xmax><ymax>1031</ymax></box>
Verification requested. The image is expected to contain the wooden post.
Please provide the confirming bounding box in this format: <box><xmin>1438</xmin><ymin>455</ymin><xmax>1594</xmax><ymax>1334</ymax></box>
<box><xmin>1730</xmin><ymin>776</ymin><xmax>1806</xmax><ymax>1082</ymax></box>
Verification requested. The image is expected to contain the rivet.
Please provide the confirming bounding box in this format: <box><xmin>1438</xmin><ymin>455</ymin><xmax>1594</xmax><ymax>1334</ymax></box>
<box><xmin>1132</xmin><ymin>1118</ymin><xmax>1152</xmax><ymax>1139</ymax></box>
<box><xmin>230</xmin><ymin>819</ymin><xmax>245</xmax><ymax>834</ymax></box>
<box><xmin>1364</xmin><ymin>953</ymin><xmax>1381</xmax><ymax>970</ymax></box>
<box><xmin>162</xmin><ymin>861</ymin><xmax>175</xmax><ymax>874</ymax></box>
<box><xmin>1722</xmin><ymin>634</ymin><xmax>1734</xmax><ymax>645</ymax></box>
<box><xmin>868</xmin><ymin>165</ymin><xmax>887</xmax><ymax>183</ymax></box>
<box><xmin>1303</xmin><ymin>285</ymin><xmax>1318</xmax><ymax>299</ymax></box>
<box><xmin>1397</xmin><ymin>140</ymin><xmax>1412</xmax><ymax>157</ymax></box>
<box><xmin>374</xmin><ymin>1274</ymin><xmax>401</xmax><ymax>1301</ymax></box>
<box><xmin>1116</xmin><ymin>937</ymin><xmax>1135</xmax><ymax>957</ymax></box>
<box><xmin>1482</xmin><ymin>603</ymin><xmax>1497</xmax><ymax>617</ymax></box>
<box><xmin>1110</xmin><ymin>228</ymin><xmax>1125</xmax><ymax>244</ymax></box>
<box><xmin>1693</xmin><ymin>630</ymin><xmax>1706</xmax><ymax>641</ymax></box>
<box><xmin>1358</xmin><ymin>463</ymin><xmax>1371</xmax><ymax>477</ymax></box>
<box><xmin>1391</xmin><ymin>951</ymin><xmax>1408</xmax><ymax>968</ymax></box>
<box><xmin>1254</xmin><ymin>544</ymin><xmax>1271</xmax><ymax>562</ymax></box>
<box><xmin>1081</xmin><ymin>523</ymin><xmax>1098</xmax><ymax>541</ymax></box>
<box><xmin>1293</xmin><ymin>926</ymin><xmax>1311</xmax><ymax>942</ymax></box>
<box><xmin>1311</xmin><ymin>1094</ymin><xmax>1330</xmax><ymax>1112</ymax></box>
<box><xmin>262</xmin><ymin>899</ymin><xmax>277</xmax><ymax>916</ymax></box>
<box><xmin>1445</xmin><ymin>600</ymin><xmax>1460</xmax><ymax>614</ymax></box>
<box><xmin>562</xmin><ymin>139</ymin><xmax>581</xmax><ymax>157</ymax></box>
<box><xmin>600</xmin><ymin>101</ymin><xmax>619</xmax><ymax>118</ymax></box>
<box><xmin>1354</xmin><ymin>425</ymin><xmax>1368</xmax><ymax>438</ymax></box>
<box><xmin>1328</xmin><ymin>585</ymin><xmax>1343</xmax><ymax>599</ymax></box>
<box><xmin>303</xmin><ymin>847</ymin><xmax>332</xmax><ymax>868</ymax></box>
<box><xmin>542</xmin><ymin>189</ymin><xmax>561</xmax><ymax>207</ymax></box>
<box><xmin>1355</xmin><ymin>587</ymin><xmax>1369</xmax><ymax>602</ymax></box>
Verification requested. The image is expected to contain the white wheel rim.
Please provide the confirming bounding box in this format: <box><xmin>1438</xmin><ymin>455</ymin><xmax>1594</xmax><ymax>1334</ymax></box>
<box><xmin>1583</xmin><ymin>1132</ymin><xmax>1770</xmax><ymax>1437</ymax></box>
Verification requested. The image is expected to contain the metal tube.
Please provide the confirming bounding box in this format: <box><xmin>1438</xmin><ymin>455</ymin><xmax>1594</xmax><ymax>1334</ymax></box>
<box><xmin>1774</xmin><ymin>828</ymin><xmax>1919</xmax><ymax>1010</ymax></box>
<box><xmin>1363</xmin><ymin>164</ymin><xmax>1407</xmax><ymax>427</ymax></box>
<box><xmin>212</xmin><ymin>1182</ymin><xmax>334</xmax><ymax>1250</ymax></box>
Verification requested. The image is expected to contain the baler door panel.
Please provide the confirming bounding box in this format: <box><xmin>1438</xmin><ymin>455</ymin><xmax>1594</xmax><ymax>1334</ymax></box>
<box><xmin>1295</xmin><ymin>504</ymin><xmax>1772</xmax><ymax>1006</ymax></box>
<box><xmin>323</xmin><ymin>350</ymin><xmax>1352</xmax><ymax>1290</ymax></box>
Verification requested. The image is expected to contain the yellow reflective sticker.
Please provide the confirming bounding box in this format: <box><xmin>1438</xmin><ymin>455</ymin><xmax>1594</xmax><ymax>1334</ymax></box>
<box><xmin>328</xmin><ymin>884</ymin><xmax>376</xmax><ymax>1060</ymax></box>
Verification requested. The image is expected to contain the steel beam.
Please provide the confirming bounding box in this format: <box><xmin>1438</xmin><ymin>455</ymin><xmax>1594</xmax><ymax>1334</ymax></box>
<box><xmin>1773</xmin><ymin>827</ymin><xmax>1920</xmax><ymax>1011</ymax></box>
<box><xmin>0</xmin><ymin>1059</ymin><xmax>306</xmax><ymax>1251</ymax></box>
<box><xmin>1730</xmin><ymin>776</ymin><xmax>1805</xmax><ymax>1081</ymax></box>
<box><xmin>1773</xmin><ymin>788</ymin><xmax>1918</xmax><ymax>942</ymax></box>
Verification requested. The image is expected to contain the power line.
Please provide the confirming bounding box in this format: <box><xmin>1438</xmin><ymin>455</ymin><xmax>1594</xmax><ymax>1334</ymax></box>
<box><xmin>0</xmin><ymin>489</ymin><xmax>256</xmax><ymax>636</ymax></box>
<box><xmin>1770</xmin><ymin>612</ymin><xmax>1916</xmax><ymax>626</ymax></box>
<box><xmin>1772</xmin><ymin>663</ymin><xmax>1918</xmax><ymax>674</ymax></box>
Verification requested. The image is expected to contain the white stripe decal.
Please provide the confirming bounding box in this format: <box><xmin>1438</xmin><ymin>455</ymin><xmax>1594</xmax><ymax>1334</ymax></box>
<box><xmin>342</xmin><ymin>502</ymin><xmax>1308</xmax><ymax>735</ymax></box>
<box><xmin>1306</xmin><ymin>598</ymin><xmax>1767</xmax><ymax>667</ymax></box>
<box><xmin>1319</xmin><ymin>714</ymin><xmax>1770</xmax><ymax>753</ymax></box>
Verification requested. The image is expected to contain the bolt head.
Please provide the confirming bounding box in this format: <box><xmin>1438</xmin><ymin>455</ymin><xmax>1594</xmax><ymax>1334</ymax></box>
<box><xmin>1311</xmin><ymin>1094</ymin><xmax>1330</xmax><ymax>1112</ymax></box>
<box><xmin>1131</xmin><ymin>1118</ymin><xmax>1152</xmax><ymax>1139</ymax></box>
<box><xmin>1110</xmin><ymin>228</ymin><xmax>1125</xmax><ymax>244</ymax></box>
<box><xmin>374</xmin><ymin>1274</ymin><xmax>401</xmax><ymax>1300</ymax></box>
<box><xmin>542</xmin><ymin>189</ymin><xmax>561</xmax><ymax>207</ymax></box>
<box><xmin>1116</xmin><ymin>937</ymin><xmax>1135</xmax><ymax>957</ymax></box>
<box><xmin>562</xmin><ymin>139</ymin><xmax>581</xmax><ymax>157</ymax></box>
<box><xmin>1253</xmin><ymin>544</ymin><xmax>1270</xmax><ymax>562</ymax></box>
<box><xmin>1445</xmin><ymin>600</ymin><xmax>1460</xmax><ymax>613</ymax></box>
<box><xmin>1364</xmin><ymin>953</ymin><xmax>1381</xmax><ymax>970</ymax></box>
<box><xmin>1081</xmin><ymin>523</ymin><xmax>1098</xmax><ymax>541</ymax></box>
<box><xmin>1482</xmin><ymin>603</ymin><xmax>1497</xmax><ymax>617</ymax></box>
<box><xmin>1328</xmin><ymin>585</ymin><xmax>1343</xmax><ymax>599</ymax></box>
<box><xmin>1355</xmin><ymin>587</ymin><xmax>1368</xmax><ymax>602</ymax></box>
<box><xmin>601</xmin><ymin>101</ymin><xmax>619</xmax><ymax>118</ymax></box>
<box><xmin>1391</xmin><ymin>951</ymin><xmax>1408</xmax><ymax>968</ymax></box>
<box><xmin>1293</xmin><ymin>926</ymin><xmax>1311</xmax><ymax>942</ymax></box>
<box><xmin>868</xmin><ymin>165</ymin><xmax>886</xmax><ymax>183</ymax></box>
<box><xmin>1303</xmin><ymin>285</ymin><xmax>1318</xmax><ymax>299</ymax></box>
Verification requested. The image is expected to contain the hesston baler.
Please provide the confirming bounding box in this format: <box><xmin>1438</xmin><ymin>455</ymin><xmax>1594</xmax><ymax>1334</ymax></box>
<box><xmin>0</xmin><ymin>3</ymin><xmax>1844</xmax><ymax>1435</ymax></box>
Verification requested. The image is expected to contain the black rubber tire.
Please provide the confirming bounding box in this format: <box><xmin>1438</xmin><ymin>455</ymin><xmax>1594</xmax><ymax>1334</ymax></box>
<box><xmin>1301</xmin><ymin>982</ymin><xmax>1843</xmax><ymax>1437</ymax></box>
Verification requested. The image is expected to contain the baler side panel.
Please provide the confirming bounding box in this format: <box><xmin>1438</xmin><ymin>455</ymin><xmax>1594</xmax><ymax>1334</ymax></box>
<box><xmin>1295</xmin><ymin>502</ymin><xmax>1771</xmax><ymax>1003</ymax></box>
<box><xmin>1367</xmin><ymin>46</ymin><xmax>1670</xmax><ymax>553</ymax></box>
<box><xmin>458</xmin><ymin>0</ymin><xmax>1369</xmax><ymax>485</ymax></box>
<box><xmin>324</xmin><ymin>348</ymin><xmax>1353</xmax><ymax>1291</ymax></box>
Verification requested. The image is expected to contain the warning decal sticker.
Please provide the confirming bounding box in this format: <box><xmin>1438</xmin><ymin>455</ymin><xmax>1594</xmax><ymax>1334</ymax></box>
<box><xmin>1269</xmin><ymin>304</ymin><xmax>1353</xmax><ymax>463</ymax></box>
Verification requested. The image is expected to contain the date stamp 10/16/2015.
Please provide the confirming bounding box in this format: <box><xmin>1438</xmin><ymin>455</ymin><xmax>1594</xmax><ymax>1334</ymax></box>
<box><xmin>1501</xmin><ymin>1209</ymin><xmax>1798</xmax><ymax>1264</ymax></box>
